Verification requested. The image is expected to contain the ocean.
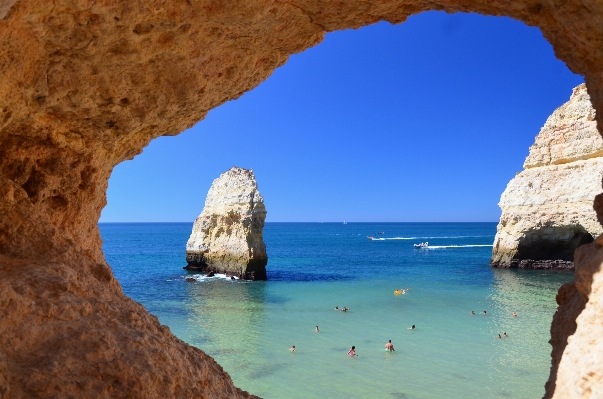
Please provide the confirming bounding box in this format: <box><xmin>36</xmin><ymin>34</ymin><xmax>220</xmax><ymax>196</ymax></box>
<box><xmin>100</xmin><ymin>222</ymin><xmax>571</xmax><ymax>399</ymax></box>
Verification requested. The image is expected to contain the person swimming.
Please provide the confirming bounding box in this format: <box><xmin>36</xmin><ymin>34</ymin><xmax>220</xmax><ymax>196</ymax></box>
<box><xmin>334</xmin><ymin>306</ymin><xmax>339</xmax><ymax>310</ymax></box>
<box><xmin>512</xmin><ymin>312</ymin><xmax>517</xmax><ymax>317</ymax></box>
<box><xmin>347</xmin><ymin>346</ymin><xmax>357</xmax><ymax>357</ymax></box>
<box><xmin>408</xmin><ymin>325</ymin><xmax>415</xmax><ymax>330</ymax></box>
<box><xmin>497</xmin><ymin>334</ymin><xmax>501</xmax><ymax>339</ymax></box>
<box><xmin>503</xmin><ymin>332</ymin><xmax>508</xmax><ymax>338</ymax></box>
<box><xmin>483</xmin><ymin>310</ymin><xmax>487</xmax><ymax>316</ymax></box>
<box><xmin>471</xmin><ymin>311</ymin><xmax>475</xmax><ymax>315</ymax></box>
<box><xmin>289</xmin><ymin>345</ymin><xmax>296</xmax><ymax>352</ymax></box>
<box><xmin>341</xmin><ymin>307</ymin><xmax>349</xmax><ymax>312</ymax></box>
<box><xmin>385</xmin><ymin>340</ymin><xmax>395</xmax><ymax>351</ymax></box>
<box><xmin>314</xmin><ymin>326</ymin><xmax>319</xmax><ymax>332</ymax></box>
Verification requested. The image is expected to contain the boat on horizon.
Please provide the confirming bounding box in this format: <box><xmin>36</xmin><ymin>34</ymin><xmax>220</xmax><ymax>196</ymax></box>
<box><xmin>414</xmin><ymin>242</ymin><xmax>429</xmax><ymax>248</ymax></box>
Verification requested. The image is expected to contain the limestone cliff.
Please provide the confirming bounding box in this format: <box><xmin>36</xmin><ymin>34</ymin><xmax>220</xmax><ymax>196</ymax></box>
<box><xmin>185</xmin><ymin>167</ymin><xmax>267</xmax><ymax>280</ymax></box>
<box><xmin>491</xmin><ymin>85</ymin><xmax>603</xmax><ymax>269</ymax></box>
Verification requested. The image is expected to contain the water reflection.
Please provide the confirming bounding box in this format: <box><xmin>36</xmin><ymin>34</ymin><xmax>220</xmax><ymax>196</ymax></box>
<box><xmin>484</xmin><ymin>269</ymin><xmax>573</xmax><ymax>396</ymax></box>
<box><xmin>184</xmin><ymin>280</ymin><xmax>267</xmax><ymax>368</ymax></box>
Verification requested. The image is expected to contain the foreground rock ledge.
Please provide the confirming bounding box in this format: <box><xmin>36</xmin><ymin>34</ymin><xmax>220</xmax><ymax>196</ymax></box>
<box><xmin>491</xmin><ymin>85</ymin><xmax>603</xmax><ymax>270</ymax></box>
<box><xmin>2</xmin><ymin>0</ymin><xmax>603</xmax><ymax>397</ymax></box>
<box><xmin>185</xmin><ymin>167</ymin><xmax>268</xmax><ymax>280</ymax></box>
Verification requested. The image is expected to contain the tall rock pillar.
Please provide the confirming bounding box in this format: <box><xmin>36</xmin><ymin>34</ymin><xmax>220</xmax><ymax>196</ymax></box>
<box><xmin>185</xmin><ymin>167</ymin><xmax>268</xmax><ymax>280</ymax></box>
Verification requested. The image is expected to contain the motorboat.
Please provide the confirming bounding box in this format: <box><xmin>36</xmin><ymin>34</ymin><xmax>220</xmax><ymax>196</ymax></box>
<box><xmin>413</xmin><ymin>242</ymin><xmax>428</xmax><ymax>248</ymax></box>
<box><xmin>367</xmin><ymin>236</ymin><xmax>375</xmax><ymax>240</ymax></box>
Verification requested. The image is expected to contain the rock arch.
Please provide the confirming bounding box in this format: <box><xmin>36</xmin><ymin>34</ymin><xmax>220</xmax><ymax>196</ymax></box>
<box><xmin>1</xmin><ymin>0</ymin><xmax>603</xmax><ymax>397</ymax></box>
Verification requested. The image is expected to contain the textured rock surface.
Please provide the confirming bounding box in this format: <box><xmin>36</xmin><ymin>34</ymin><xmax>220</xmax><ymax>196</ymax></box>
<box><xmin>492</xmin><ymin>85</ymin><xmax>603</xmax><ymax>269</ymax></box>
<box><xmin>185</xmin><ymin>167</ymin><xmax>267</xmax><ymax>280</ymax></box>
<box><xmin>2</xmin><ymin>0</ymin><xmax>603</xmax><ymax>398</ymax></box>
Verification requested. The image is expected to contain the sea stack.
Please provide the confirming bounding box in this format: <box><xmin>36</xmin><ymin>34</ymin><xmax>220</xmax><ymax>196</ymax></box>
<box><xmin>185</xmin><ymin>167</ymin><xmax>268</xmax><ymax>280</ymax></box>
<box><xmin>491</xmin><ymin>84</ymin><xmax>603</xmax><ymax>270</ymax></box>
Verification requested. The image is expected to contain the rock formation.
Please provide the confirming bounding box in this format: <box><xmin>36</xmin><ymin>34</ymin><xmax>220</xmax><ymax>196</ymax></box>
<box><xmin>491</xmin><ymin>85</ymin><xmax>603</xmax><ymax>270</ymax></box>
<box><xmin>185</xmin><ymin>167</ymin><xmax>267</xmax><ymax>280</ymax></box>
<box><xmin>2</xmin><ymin>0</ymin><xmax>603</xmax><ymax>398</ymax></box>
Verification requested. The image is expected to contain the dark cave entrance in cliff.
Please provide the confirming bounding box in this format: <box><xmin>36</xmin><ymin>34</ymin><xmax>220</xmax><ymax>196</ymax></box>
<box><xmin>515</xmin><ymin>226</ymin><xmax>594</xmax><ymax>265</ymax></box>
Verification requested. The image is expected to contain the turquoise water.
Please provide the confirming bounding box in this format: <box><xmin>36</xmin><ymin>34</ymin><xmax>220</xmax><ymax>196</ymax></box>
<box><xmin>100</xmin><ymin>222</ymin><xmax>572</xmax><ymax>399</ymax></box>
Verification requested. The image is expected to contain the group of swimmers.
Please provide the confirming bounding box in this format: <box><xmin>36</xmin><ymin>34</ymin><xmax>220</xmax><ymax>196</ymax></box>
<box><xmin>290</xmin><ymin>319</ymin><xmax>416</xmax><ymax>355</ymax></box>
<box><xmin>471</xmin><ymin>310</ymin><xmax>517</xmax><ymax>317</ymax></box>
<box><xmin>290</xmin><ymin>293</ymin><xmax>419</xmax><ymax>355</ymax></box>
<box><xmin>290</xmin><ymin>340</ymin><xmax>401</xmax><ymax>356</ymax></box>
<box><xmin>290</xmin><ymin>297</ymin><xmax>519</xmax><ymax>356</ymax></box>
<box><xmin>471</xmin><ymin>310</ymin><xmax>518</xmax><ymax>338</ymax></box>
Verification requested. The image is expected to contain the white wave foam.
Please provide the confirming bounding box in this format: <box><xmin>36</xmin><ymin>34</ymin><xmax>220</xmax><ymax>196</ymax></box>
<box><xmin>426</xmin><ymin>245</ymin><xmax>493</xmax><ymax>249</ymax></box>
<box><xmin>185</xmin><ymin>274</ymin><xmax>239</xmax><ymax>282</ymax></box>
<box><xmin>375</xmin><ymin>235</ymin><xmax>494</xmax><ymax>240</ymax></box>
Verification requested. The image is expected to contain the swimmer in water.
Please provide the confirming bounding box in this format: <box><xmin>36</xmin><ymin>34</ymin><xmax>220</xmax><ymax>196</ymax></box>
<box><xmin>483</xmin><ymin>310</ymin><xmax>487</xmax><ymax>316</ymax></box>
<box><xmin>497</xmin><ymin>334</ymin><xmax>501</xmax><ymax>339</ymax></box>
<box><xmin>314</xmin><ymin>326</ymin><xmax>319</xmax><ymax>332</ymax></box>
<box><xmin>471</xmin><ymin>311</ymin><xmax>475</xmax><ymax>315</ymax></box>
<box><xmin>289</xmin><ymin>345</ymin><xmax>296</xmax><ymax>352</ymax></box>
<box><xmin>503</xmin><ymin>332</ymin><xmax>508</xmax><ymax>338</ymax></box>
<box><xmin>408</xmin><ymin>325</ymin><xmax>416</xmax><ymax>330</ymax></box>
<box><xmin>335</xmin><ymin>306</ymin><xmax>339</xmax><ymax>310</ymax></box>
<box><xmin>385</xmin><ymin>340</ymin><xmax>395</xmax><ymax>351</ymax></box>
<box><xmin>341</xmin><ymin>307</ymin><xmax>349</xmax><ymax>312</ymax></box>
<box><xmin>512</xmin><ymin>312</ymin><xmax>517</xmax><ymax>317</ymax></box>
<box><xmin>347</xmin><ymin>346</ymin><xmax>357</xmax><ymax>357</ymax></box>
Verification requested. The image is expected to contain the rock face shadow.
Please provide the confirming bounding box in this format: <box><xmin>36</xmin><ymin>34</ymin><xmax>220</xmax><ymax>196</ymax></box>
<box><xmin>516</xmin><ymin>226</ymin><xmax>594</xmax><ymax>263</ymax></box>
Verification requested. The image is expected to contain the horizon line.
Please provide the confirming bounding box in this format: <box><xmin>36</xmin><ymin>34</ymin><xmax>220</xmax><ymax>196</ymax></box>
<box><xmin>98</xmin><ymin>221</ymin><xmax>499</xmax><ymax>224</ymax></box>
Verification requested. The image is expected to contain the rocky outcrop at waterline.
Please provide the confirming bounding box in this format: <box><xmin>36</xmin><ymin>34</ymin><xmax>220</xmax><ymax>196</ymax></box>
<box><xmin>491</xmin><ymin>85</ymin><xmax>603</xmax><ymax>270</ymax></box>
<box><xmin>185</xmin><ymin>167</ymin><xmax>268</xmax><ymax>280</ymax></box>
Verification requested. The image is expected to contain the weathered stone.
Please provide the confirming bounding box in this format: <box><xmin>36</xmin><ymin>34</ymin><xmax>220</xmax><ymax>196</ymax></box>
<box><xmin>185</xmin><ymin>167</ymin><xmax>267</xmax><ymax>280</ymax></box>
<box><xmin>492</xmin><ymin>85</ymin><xmax>603</xmax><ymax>270</ymax></box>
<box><xmin>546</xmin><ymin>240</ymin><xmax>603</xmax><ymax>398</ymax></box>
<box><xmin>1</xmin><ymin>0</ymin><xmax>603</xmax><ymax>398</ymax></box>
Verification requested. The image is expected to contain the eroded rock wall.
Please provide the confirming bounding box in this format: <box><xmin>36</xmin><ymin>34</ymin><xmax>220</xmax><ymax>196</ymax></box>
<box><xmin>492</xmin><ymin>85</ymin><xmax>603</xmax><ymax>269</ymax></box>
<box><xmin>1</xmin><ymin>0</ymin><xmax>603</xmax><ymax>398</ymax></box>
<box><xmin>185</xmin><ymin>167</ymin><xmax>267</xmax><ymax>280</ymax></box>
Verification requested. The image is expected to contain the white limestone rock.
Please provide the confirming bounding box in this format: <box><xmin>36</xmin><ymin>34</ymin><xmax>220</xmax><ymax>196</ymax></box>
<box><xmin>492</xmin><ymin>84</ymin><xmax>603</xmax><ymax>269</ymax></box>
<box><xmin>185</xmin><ymin>167</ymin><xmax>267</xmax><ymax>280</ymax></box>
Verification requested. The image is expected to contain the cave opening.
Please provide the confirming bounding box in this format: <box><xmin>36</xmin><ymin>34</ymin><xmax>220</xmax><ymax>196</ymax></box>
<box><xmin>2</xmin><ymin>1</ymin><xmax>602</xmax><ymax>398</ymax></box>
<box><xmin>99</xmin><ymin>12</ymin><xmax>584</xmax><ymax>399</ymax></box>
<box><xmin>516</xmin><ymin>226</ymin><xmax>595</xmax><ymax>262</ymax></box>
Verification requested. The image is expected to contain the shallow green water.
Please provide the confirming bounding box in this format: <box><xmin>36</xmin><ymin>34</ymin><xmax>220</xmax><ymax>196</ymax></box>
<box><xmin>102</xmin><ymin>223</ymin><xmax>572</xmax><ymax>399</ymax></box>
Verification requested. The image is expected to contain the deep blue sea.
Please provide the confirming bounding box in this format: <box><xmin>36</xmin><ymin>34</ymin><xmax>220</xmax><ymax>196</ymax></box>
<box><xmin>100</xmin><ymin>222</ymin><xmax>572</xmax><ymax>399</ymax></box>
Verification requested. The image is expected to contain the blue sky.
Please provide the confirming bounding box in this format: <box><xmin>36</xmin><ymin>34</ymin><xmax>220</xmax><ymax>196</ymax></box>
<box><xmin>100</xmin><ymin>11</ymin><xmax>583</xmax><ymax>223</ymax></box>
